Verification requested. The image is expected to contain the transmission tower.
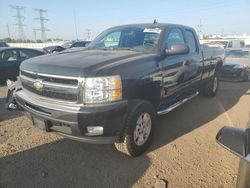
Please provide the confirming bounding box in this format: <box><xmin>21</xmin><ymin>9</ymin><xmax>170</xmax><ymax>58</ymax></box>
<box><xmin>86</xmin><ymin>29</ymin><xmax>91</xmax><ymax>41</ymax></box>
<box><xmin>10</xmin><ymin>5</ymin><xmax>26</xmax><ymax>40</ymax></box>
<box><xmin>6</xmin><ymin>24</ymin><xmax>11</xmax><ymax>38</ymax></box>
<box><xmin>34</xmin><ymin>9</ymin><xmax>49</xmax><ymax>41</ymax></box>
<box><xmin>197</xmin><ymin>19</ymin><xmax>203</xmax><ymax>40</ymax></box>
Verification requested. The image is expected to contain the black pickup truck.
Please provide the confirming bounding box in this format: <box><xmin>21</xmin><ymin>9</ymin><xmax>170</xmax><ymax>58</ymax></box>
<box><xmin>13</xmin><ymin>23</ymin><xmax>225</xmax><ymax>156</ymax></box>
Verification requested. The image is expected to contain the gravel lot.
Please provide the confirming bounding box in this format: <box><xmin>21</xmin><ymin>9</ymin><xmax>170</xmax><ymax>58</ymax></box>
<box><xmin>0</xmin><ymin>81</ymin><xmax>250</xmax><ymax>188</ymax></box>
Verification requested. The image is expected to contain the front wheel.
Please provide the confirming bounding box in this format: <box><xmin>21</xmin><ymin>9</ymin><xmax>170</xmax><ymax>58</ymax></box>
<box><xmin>203</xmin><ymin>73</ymin><xmax>219</xmax><ymax>97</ymax></box>
<box><xmin>115</xmin><ymin>100</ymin><xmax>155</xmax><ymax>157</ymax></box>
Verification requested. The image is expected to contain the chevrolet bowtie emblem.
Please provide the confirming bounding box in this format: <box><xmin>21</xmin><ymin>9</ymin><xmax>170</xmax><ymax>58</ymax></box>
<box><xmin>33</xmin><ymin>80</ymin><xmax>44</xmax><ymax>91</ymax></box>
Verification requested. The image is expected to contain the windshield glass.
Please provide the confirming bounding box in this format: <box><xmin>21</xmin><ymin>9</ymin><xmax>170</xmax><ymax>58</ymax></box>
<box><xmin>226</xmin><ymin>50</ymin><xmax>250</xmax><ymax>58</ymax></box>
<box><xmin>88</xmin><ymin>27</ymin><xmax>162</xmax><ymax>52</ymax></box>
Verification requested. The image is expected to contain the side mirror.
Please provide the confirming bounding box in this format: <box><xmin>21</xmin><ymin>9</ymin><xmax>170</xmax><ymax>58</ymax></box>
<box><xmin>165</xmin><ymin>44</ymin><xmax>189</xmax><ymax>56</ymax></box>
<box><xmin>216</xmin><ymin>126</ymin><xmax>249</xmax><ymax>160</ymax></box>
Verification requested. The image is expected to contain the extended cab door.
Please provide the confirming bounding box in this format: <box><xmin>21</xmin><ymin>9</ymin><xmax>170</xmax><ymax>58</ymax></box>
<box><xmin>159</xmin><ymin>27</ymin><xmax>202</xmax><ymax>104</ymax></box>
<box><xmin>182</xmin><ymin>29</ymin><xmax>203</xmax><ymax>85</ymax></box>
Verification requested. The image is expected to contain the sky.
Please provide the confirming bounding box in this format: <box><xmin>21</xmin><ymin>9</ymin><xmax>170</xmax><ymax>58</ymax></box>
<box><xmin>0</xmin><ymin>0</ymin><xmax>250</xmax><ymax>40</ymax></box>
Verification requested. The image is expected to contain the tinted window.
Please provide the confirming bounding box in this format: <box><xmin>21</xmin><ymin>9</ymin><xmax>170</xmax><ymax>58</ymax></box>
<box><xmin>89</xmin><ymin>27</ymin><xmax>161</xmax><ymax>52</ymax></box>
<box><xmin>185</xmin><ymin>30</ymin><xmax>197</xmax><ymax>53</ymax></box>
<box><xmin>71</xmin><ymin>42</ymin><xmax>85</xmax><ymax>48</ymax></box>
<box><xmin>0</xmin><ymin>50</ymin><xmax>18</xmax><ymax>62</ymax></box>
<box><xmin>101</xmin><ymin>31</ymin><xmax>121</xmax><ymax>48</ymax></box>
<box><xmin>166</xmin><ymin>28</ymin><xmax>185</xmax><ymax>49</ymax></box>
<box><xmin>19</xmin><ymin>49</ymin><xmax>38</xmax><ymax>61</ymax></box>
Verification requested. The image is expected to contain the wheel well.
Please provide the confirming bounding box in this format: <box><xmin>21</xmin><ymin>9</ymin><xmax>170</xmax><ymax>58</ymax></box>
<box><xmin>216</xmin><ymin>61</ymin><xmax>223</xmax><ymax>73</ymax></box>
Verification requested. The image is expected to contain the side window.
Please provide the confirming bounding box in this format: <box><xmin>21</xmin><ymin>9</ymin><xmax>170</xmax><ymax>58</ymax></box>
<box><xmin>0</xmin><ymin>50</ymin><xmax>18</xmax><ymax>62</ymax></box>
<box><xmin>185</xmin><ymin>30</ymin><xmax>198</xmax><ymax>53</ymax></box>
<box><xmin>166</xmin><ymin>28</ymin><xmax>185</xmax><ymax>49</ymax></box>
<box><xmin>19</xmin><ymin>49</ymin><xmax>36</xmax><ymax>61</ymax></box>
<box><xmin>101</xmin><ymin>31</ymin><xmax>121</xmax><ymax>48</ymax></box>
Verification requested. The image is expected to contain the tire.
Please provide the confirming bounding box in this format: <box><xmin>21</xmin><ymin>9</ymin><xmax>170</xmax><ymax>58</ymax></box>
<box><xmin>115</xmin><ymin>100</ymin><xmax>155</xmax><ymax>157</ymax></box>
<box><xmin>203</xmin><ymin>73</ymin><xmax>219</xmax><ymax>97</ymax></box>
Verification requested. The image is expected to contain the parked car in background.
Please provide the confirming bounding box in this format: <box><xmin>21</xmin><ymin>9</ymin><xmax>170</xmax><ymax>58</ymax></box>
<box><xmin>205</xmin><ymin>40</ymin><xmax>245</xmax><ymax>49</ymax></box>
<box><xmin>220</xmin><ymin>49</ymin><xmax>250</xmax><ymax>81</ymax></box>
<box><xmin>0</xmin><ymin>47</ymin><xmax>44</xmax><ymax>82</ymax></box>
<box><xmin>61</xmin><ymin>41</ymin><xmax>74</xmax><ymax>49</ymax></box>
<box><xmin>70</xmin><ymin>41</ymin><xmax>91</xmax><ymax>48</ymax></box>
<box><xmin>0</xmin><ymin>42</ymin><xmax>9</xmax><ymax>47</ymax></box>
<box><xmin>216</xmin><ymin>119</ymin><xmax>250</xmax><ymax>188</ymax></box>
<box><xmin>43</xmin><ymin>45</ymin><xmax>66</xmax><ymax>54</ymax></box>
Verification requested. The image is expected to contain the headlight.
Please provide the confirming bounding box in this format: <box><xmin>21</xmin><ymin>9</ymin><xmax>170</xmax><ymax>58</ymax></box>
<box><xmin>234</xmin><ymin>64</ymin><xmax>246</xmax><ymax>69</ymax></box>
<box><xmin>84</xmin><ymin>75</ymin><xmax>122</xmax><ymax>104</ymax></box>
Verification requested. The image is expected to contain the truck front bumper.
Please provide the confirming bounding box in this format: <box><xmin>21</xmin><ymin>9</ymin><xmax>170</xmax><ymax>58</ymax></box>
<box><xmin>16</xmin><ymin>90</ymin><xmax>128</xmax><ymax>144</ymax></box>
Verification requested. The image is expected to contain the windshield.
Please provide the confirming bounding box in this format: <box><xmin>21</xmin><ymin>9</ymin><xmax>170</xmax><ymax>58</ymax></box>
<box><xmin>226</xmin><ymin>50</ymin><xmax>250</xmax><ymax>58</ymax></box>
<box><xmin>88</xmin><ymin>27</ymin><xmax>162</xmax><ymax>52</ymax></box>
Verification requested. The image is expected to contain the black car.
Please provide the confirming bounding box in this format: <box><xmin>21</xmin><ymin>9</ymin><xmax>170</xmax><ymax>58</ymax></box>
<box><xmin>0</xmin><ymin>42</ymin><xmax>9</xmax><ymax>47</ymax></box>
<box><xmin>43</xmin><ymin>45</ymin><xmax>66</xmax><ymax>54</ymax></box>
<box><xmin>70</xmin><ymin>41</ymin><xmax>91</xmax><ymax>48</ymax></box>
<box><xmin>221</xmin><ymin>49</ymin><xmax>250</xmax><ymax>81</ymax></box>
<box><xmin>0</xmin><ymin>47</ymin><xmax>44</xmax><ymax>82</ymax></box>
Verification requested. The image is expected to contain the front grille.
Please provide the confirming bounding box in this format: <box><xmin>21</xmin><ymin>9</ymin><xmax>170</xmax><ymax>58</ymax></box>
<box><xmin>20</xmin><ymin>71</ymin><xmax>78</xmax><ymax>85</ymax></box>
<box><xmin>20</xmin><ymin>70</ymin><xmax>81</xmax><ymax>102</ymax></box>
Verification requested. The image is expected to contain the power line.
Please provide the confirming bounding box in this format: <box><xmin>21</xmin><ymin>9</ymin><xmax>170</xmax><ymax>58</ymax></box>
<box><xmin>10</xmin><ymin>5</ymin><xmax>26</xmax><ymax>40</ymax></box>
<box><xmin>33</xmin><ymin>8</ymin><xmax>49</xmax><ymax>41</ymax></box>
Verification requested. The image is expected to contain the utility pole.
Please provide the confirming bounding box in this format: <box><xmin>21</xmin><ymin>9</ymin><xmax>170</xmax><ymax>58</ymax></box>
<box><xmin>34</xmin><ymin>8</ymin><xmax>49</xmax><ymax>41</ymax></box>
<box><xmin>33</xmin><ymin>29</ymin><xmax>37</xmax><ymax>41</ymax></box>
<box><xmin>86</xmin><ymin>29</ymin><xmax>91</xmax><ymax>41</ymax></box>
<box><xmin>197</xmin><ymin>19</ymin><xmax>203</xmax><ymax>40</ymax></box>
<box><xmin>74</xmin><ymin>12</ymin><xmax>78</xmax><ymax>41</ymax></box>
<box><xmin>10</xmin><ymin>5</ymin><xmax>26</xmax><ymax>40</ymax></box>
<box><xmin>6</xmin><ymin>24</ymin><xmax>11</xmax><ymax>38</ymax></box>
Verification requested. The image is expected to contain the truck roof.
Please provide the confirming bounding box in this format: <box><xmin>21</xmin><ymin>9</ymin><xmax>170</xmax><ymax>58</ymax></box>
<box><xmin>109</xmin><ymin>23</ymin><xmax>194</xmax><ymax>30</ymax></box>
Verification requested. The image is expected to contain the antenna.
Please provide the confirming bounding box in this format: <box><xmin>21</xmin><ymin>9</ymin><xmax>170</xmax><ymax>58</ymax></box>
<box><xmin>33</xmin><ymin>8</ymin><xmax>49</xmax><ymax>41</ymax></box>
<box><xmin>10</xmin><ymin>5</ymin><xmax>26</xmax><ymax>40</ymax></box>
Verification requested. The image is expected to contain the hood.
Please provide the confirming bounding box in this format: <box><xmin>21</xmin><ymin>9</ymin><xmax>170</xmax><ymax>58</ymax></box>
<box><xmin>20</xmin><ymin>49</ymin><xmax>150</xmax><ymax>77</ymax></box>
<box><xmin>224</xmin><ymin>57</ymin><xmax>250</xmax><ymax>66</ymax></box>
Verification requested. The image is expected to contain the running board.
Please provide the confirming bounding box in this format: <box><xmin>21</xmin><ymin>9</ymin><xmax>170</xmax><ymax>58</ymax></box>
<box><xmin>157</xmin><ymin>91</ymin><xmax>199</xmax><ymax>115</ymax></box>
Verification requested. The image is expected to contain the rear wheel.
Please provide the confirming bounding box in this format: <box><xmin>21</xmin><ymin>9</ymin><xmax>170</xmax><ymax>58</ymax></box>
<box><xmin>203</xmin><ymin>73</ymin><xmax>219</xmax><ymax>97</ymax></box>
<box><xmin>115</xmin><ymin>100</ymin><xmax>155</xmax><ymax>157</ymax></box>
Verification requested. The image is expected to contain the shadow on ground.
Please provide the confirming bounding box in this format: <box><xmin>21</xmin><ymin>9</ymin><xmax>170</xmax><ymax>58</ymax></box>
<box><xmin>150</xmin><ymin>81</ymin><xmax>250</xmax><ymax>151</ymax></box>
<box><xmin>0</xmin><ymin>82</ymin><xmax>249</xmax><ymax>187</ymax></box>
<box><xmin>0</xmin><ymin>140</ymin><xmax>150</xmax><ymax>188</ymax></box>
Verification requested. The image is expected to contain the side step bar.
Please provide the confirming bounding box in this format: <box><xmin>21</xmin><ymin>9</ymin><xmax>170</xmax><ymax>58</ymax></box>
<box><xmin>157</xmin><ymin>91</ymin><xmax>199</xmax><ymax>115</ymax></box>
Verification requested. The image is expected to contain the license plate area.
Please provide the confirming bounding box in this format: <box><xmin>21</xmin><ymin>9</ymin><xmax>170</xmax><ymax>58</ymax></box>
<box><xmin>32</xmin><ymin>116</ymin><xmax>47</xmax><ymax>131</ymax></box>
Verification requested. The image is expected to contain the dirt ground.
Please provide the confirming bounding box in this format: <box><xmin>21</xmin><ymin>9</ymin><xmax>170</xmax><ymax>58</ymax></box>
<box><xmin>0</xmin><ymin>81</ymin><xmax>250</xmax><ymax>188</ymax></box>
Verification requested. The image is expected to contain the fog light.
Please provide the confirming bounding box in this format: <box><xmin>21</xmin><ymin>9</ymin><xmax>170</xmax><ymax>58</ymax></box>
<box><xmin>86</xmin><ymin>126</ymin><xmax>104</xmax><ymax>136</ymax></box>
